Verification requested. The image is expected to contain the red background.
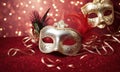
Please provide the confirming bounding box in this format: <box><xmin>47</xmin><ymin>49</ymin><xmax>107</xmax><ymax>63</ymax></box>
<box><xmin>0</xmin><ymin>0</ymin><xmax>120</xmax><ymax>72</ymax></box>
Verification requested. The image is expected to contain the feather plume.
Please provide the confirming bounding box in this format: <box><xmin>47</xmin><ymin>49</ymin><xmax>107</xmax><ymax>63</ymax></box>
<box><xmin>31</xmin><ymin>8</ymin><xmax>50</xmax><ymax>33</ymax></box>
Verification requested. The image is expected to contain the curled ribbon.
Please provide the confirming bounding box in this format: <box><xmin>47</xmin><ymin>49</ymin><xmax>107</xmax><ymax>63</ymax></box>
<box><xmin>7</xmin><ymin>48</ymin><xmax>35</xmax><ymax>56</ymax></box>
<box><xmin>67</xmin><ymin>64</ymin><xmax>75</xmax><ymax>68</ymax></box>
<box><xmin>7</xmin><ymin>48</ymin><xmax>21</xmax><ymax>56</ymax></box>
<box><xmin>7</xmin><ymin>29</ymin><xmax>38</xmax><ymax>56</ymax></box>
<box><xmin>80</xmin><ymin>54</ymin><xmax>88</xmax><ymax>60</ymax></box>
<box><xmin>41</xmin><ymin>57</ymin><xmax>76</xmax><ymax>69</ymax></box>
<box><xmin>82</xmin><ymin>33</ymin><xmax>117</xmax><ymax>55</ymax></box>
<box><xmin>22</xmin><ymin>37</ymin><xmax>34</xmax><ymax>48</ymax></box>
<box><xmin>41</xmin><ymin>57</ymin><xmax>61</xmax><ymax>70</ymax></box>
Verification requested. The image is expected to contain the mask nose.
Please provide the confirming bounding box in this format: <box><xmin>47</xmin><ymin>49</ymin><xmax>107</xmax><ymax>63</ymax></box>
<box><xmin>99</xmin><ymin>13</ymin><xmax>105</xmax><ymax>24</ymax></box>
<box><xmin>54</xmin><ymin>45</ymin><xmax>59</xmax><ymax>51</ymax></box>
<box><xmin>99</xmin><ymin>18</ymin><xmax>104</xmax><ymax>23</ymax></box>
<box><xmin>53</xmin><ymin>37</ymin><xmax>61</xmax><ymax>52</ymax></box>
<box><xmin>97</xmin><ymin>13</ymin><xmax>106</xmax><ymax>28</ymax></box>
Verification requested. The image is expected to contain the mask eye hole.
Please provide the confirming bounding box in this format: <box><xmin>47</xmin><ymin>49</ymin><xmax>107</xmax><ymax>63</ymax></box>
<box><xmin>104</xmin><ymin>10</ymin><xmax>112</xmax><ymax>16</ymax></box>
<box><xmin>88</xmin><ymin>13</ymin><xmax>97</xmax><ymax>18</ymax></box>
<box><xmin>42</xmin><ymin>37</ymin><xmax>53</xmax><ymax>43</ymax></box>
<box><xmin>63</xmin><ymin>37</ymin><xmax>76</xmax><ymax>45</ymax></box>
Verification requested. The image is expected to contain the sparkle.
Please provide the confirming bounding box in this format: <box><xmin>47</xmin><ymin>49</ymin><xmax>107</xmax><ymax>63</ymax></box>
<box><xmin>119</xmin><ymin>3</ymin><xmax>120</xmax><ymax>5</ymax></box>
<box><xmin>55</xmin><ymin>14</ymin><xmax>58</xmax><ymax>16</ymax></box>
<box><xmin>23</xmin><ymin>10</ymin><xmax>26</xmax><ymax>14</ymax></box>
<box><xmin>0</xmin><ymin>28</ymin><xmax>3</xmax><ymax>31</ymax></box>
<box><xmin>52</xmin><ymin>4</ymin><xmax>55</xmax><ymax>7</ymax></box>
<box><xmin>77</xmin><ymin>1</ymin><xmax>80</xmax><ymax>4</ymax></box>
<box><xmin>3</xmin><ymin>18</ymin><xmax>7</xmax><ymax>21</ymax></box>
<box><xmin>80</xmin><ymin>2</ymin><xmax>83</xmax><ymax>5</ymax></box>
<box><xmin>52</xmin><ymin>4</ymin><xmax>57</xmax><ymax>9</ymax></box>
<box><xmin>60</xmin><ymin>0</ymin><xmax>65</xmax><ymax>3</ymax></box>
<box><xmin>18</xmin><ymin>17</ymin><xmax>21</xmax><ymax>20</ymax></box>
<box><xmin>3</xmin><ymin>3</ymin><xmax>7</xmax><ymax>6</ymax></box>
<box><xmin>15</xmin><ymin>31</ymin><xmax>22</xmax><ymax>36</ymax></box>
<box><xmin>43</xmin><ymin>1</ymin><xmax>47</xmax><ymax>4</ymax></box>
<box><xmin>54</xmin><ymin>18</ymin><xmax>57</xmax><ymax>21</ymax></box>
<box><xmin>32</xmin><ymin>5</ymin><xmax>35</xmax><ymax>8</ymax></box>
<box><xmin>18</xmin><ymin>31</ymin><xmax>22</xmax><ymax>36</ymax></box>
<box><xmin>16</xmin><ymin>4</ymin><xmax>19</xmax><ymax>8</ymax></box>
<box><xmin>53</xmin><ymin>6</ymin><xmax>57</xmax><ymax>9</ymax></box>
<box><xmin>49</xmin><ymin>13</ymin><xmax>53</xmax><ymax>16</ymax></box>
<box><xmin>37</xmin><ymin>0</ymin><xmax>40</xmax><ymax>2</ymax></box>
<box><xmin>15</xmin><ymin>31</ymin><xmax>18</xmax><ymax>34</ymax></box>
<box><xmin>67</xmin><ymin>64</ymin><xmax>75</xmax><ymax>68</ymax></box>
<box><xmin>29</xmin><ymin>1</ymin><xmax>32</xmax><ymax>4</ymax></box>
<box><xmin>25</xmin><ymin>4</ymin><xmax>28</xmax><ymax>7</ymax></box>
<box><xmin>75</xmin><ymin>3</ymin><xmax>78</xmax><ymax>6</ymax></box>
<box><xmin>20</xmin><ymin>2</ymin><xmax>23</xmax><ymax>6</ymax></box>
<box><xmin>9</xmin><ymin>13</ymin><xmax>12</xmax><ymax>16</ymax></box>
<box><xmin>55</xmin><ymin>9</ymin><xmax>59</xmax><ymax>12</ymax></box>
<box><xmin>39</xmin><ymin>7</ymin><xmax>43</xmax><ymax>11</ymax></box>
<box><xmin>70</xmin><ymin>1</ymin><xmax>74</xmax><ymax>5</ymax></box>
<box><xmin>3</xmin><ymin>35</ymin><xmax>6</xmax><ymax>38</ymax></box>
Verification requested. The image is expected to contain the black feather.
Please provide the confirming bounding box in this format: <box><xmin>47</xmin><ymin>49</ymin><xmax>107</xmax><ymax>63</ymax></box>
<box><xmin>31</xmin><ymin>8</ymin><xmax>50</xmax><ymax>33</ymax></box>
<box><xmin>41</xmin><ymin>8</ymin><xmax>50</xmax><ymax>26</ymax></box>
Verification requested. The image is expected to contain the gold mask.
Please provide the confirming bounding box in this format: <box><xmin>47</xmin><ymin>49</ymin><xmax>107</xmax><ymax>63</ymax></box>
<box><xmin>81</xmin><ymin>0</ymin><xmax>114</xmax><ymax>29</ymax></box>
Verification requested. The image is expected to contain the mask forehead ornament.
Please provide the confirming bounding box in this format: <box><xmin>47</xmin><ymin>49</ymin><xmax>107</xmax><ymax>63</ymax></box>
<box><xmin>39</xmin><ymin>20</ymin><xmax>81</xmax><ymax>56</ymax></box>
<box><xmin>81</xmin><ymin>0</ymin><xmax>114</xmax><ymax>29</ymax></box>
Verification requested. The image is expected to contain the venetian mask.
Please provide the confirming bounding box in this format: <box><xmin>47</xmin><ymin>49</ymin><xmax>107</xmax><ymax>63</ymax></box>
<box><xmin>81</xmin><ymin>0</ymin><xmax>114</xmax><ymax>29</ymax></box>
<box><xmin>39</xmin><ymin>20</ymin><xmax>81</xmax><ymax>56</ymax></box>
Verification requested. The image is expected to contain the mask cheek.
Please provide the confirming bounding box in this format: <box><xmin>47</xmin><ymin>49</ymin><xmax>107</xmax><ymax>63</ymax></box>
<box><xmin>104</xmin><ymin>14</ymin><xmax>114</xmax><ymax>25</ymax></box>
<box><xmin>39</xmin><ymin>37</ymin><xmax>54</xmax><ymax>53</ymax></box>
<box><xmin>41</xmin><ymin>43</ymin><xmax>54</xmax><ymax>53</ymax></box>
<box><xmin>62</xmin><ymin>44</ymin><xmax>80</xmax><ymax>56</ymax></box>
<box><xmin>88</xmin><ymin>18</ymin><xmax>98</xmax><ymax>27</ymax></box>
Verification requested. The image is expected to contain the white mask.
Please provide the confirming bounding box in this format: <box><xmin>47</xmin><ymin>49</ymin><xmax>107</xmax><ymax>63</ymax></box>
<box><xmin>39</xmin><ymin>20</ymin><xmax>81</xmax><ymax>56</ymax></box>
<box><xmin>81</xmin><ymin>0</ymin><xmax>114</xmax><ymax>29</ymax></box>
